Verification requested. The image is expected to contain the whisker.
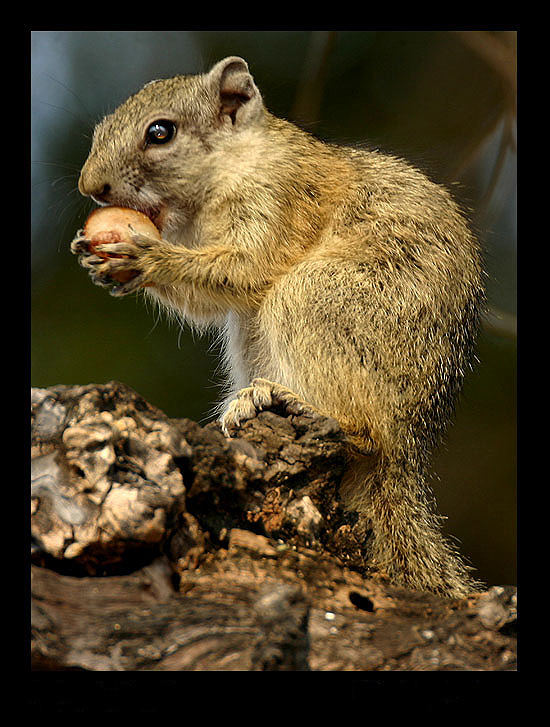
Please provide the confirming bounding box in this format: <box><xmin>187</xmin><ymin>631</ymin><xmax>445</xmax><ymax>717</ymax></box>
<box><xmin>32</xmin><ymin>160</ymin><xmax>82</xmax><ymax>172</ymax></box>
<box><xmin>42</xmin><ymin>71</ymin><xmax>94</xmax><ymax>121</ymax></box>
<box><xmin>34</xmin><ymin>99</ymin><xmax>90</xmax><ymax>129</ymax></box>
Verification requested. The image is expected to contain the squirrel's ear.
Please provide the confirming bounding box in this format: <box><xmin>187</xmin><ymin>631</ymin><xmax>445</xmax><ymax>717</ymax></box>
<box><xmin>207</xmin><ymin>57</ymin><xmax>263</xmax><ymax>126</ymax></box>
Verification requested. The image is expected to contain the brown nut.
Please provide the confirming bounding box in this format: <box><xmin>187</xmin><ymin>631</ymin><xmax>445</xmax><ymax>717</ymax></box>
<box><xmin>83</xmin><ymin>206</ymin><xmax>161</xmax><ymax>284</ymax></box>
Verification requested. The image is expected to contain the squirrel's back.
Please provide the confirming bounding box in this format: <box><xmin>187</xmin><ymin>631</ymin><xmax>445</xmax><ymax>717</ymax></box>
<box><xmin>223</xmin><ymin>116</ymin><xmax>485</xmax><ymax>597</ymax></box>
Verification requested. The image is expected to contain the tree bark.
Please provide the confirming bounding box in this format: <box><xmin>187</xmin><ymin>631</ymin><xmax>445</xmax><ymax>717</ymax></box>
<box><xmin>30</xmin><ymin>381</ymin><xmax>517</xmax><ymax>671</ymax></box>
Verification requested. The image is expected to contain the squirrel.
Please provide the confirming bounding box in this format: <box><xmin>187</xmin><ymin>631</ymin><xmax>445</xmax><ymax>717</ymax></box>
<box><xmin>71</xmin><ymin>56</ymin><xmax>485</xmax><ymax>598</ymax></box>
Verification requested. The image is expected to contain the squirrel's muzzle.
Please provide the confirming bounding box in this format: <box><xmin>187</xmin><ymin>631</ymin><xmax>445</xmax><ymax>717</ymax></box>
<box><xmin>78</xmin><ymin>163</ymin><xmax>112</xmax><ymax>203</ymax></box>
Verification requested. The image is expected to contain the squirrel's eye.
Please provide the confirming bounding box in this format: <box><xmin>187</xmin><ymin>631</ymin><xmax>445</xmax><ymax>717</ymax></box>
<box><xmin>145</xmin><ymin>120</ymin><xmax>176</xmax><ymax>145</ymax></box>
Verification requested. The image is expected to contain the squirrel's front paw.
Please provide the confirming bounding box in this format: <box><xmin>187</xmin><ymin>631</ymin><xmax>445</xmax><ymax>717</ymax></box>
<box><xmin>70</xmin><ymin>228</ymin><xmax>156</xmax><ymax>297</ymax></box>
<box><xmin>93</xmin><ymin>231</ymin><xmax>150</xmax><ymax>297</ymax></box>
<box><xmin>220</xmin><ymin>378</ymin><xmax>318</xmax><ymax>436</ymax></box>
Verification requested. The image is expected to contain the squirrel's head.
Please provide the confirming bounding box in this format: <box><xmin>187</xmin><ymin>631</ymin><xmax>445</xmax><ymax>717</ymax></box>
<box><xmin>78</xmin><ymin>57</ymin><xmax>265</xmax><ymax>232</ymax></box>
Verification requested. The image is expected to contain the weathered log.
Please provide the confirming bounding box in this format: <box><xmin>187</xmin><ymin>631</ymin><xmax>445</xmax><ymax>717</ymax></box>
<box><xmin>30</xmin><ymin>381</ymin><xmax>517</xmax><ymax>671</ymax></box>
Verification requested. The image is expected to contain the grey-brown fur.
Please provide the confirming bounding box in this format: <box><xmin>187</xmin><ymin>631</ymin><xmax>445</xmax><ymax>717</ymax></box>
<box><xmin>72</xmin><ymin>57</ymin><xmax>485</xmax><ymax>597</ymax></box>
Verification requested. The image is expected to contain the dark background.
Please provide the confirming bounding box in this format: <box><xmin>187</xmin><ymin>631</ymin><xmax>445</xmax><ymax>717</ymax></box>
<box><xmin>30</xmin><ymin>30</ymin><xmax>516</xmax><ymax>588</ymax></box>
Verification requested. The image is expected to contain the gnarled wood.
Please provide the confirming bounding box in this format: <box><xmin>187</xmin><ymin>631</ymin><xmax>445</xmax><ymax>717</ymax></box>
<box><xmin>30</xmin><ymin>381</ymin><xmax>516</xmax><ymax>671</ymax></box>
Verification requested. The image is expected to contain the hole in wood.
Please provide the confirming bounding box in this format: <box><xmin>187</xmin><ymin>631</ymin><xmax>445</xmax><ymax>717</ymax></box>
<box><xmin>349</xmin><ymin>591</ymin><xmax>375</xmax><ymax>612</ymax></box>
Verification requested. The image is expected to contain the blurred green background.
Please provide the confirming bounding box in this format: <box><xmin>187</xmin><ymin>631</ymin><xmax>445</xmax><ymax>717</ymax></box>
<box><xmin>31</xmin><ymin>30</ymin><xmax>516</xmax><ymax>588</ymax></box>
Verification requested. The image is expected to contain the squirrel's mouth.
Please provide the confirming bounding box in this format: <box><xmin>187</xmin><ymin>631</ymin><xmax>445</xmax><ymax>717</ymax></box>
<box><xmin>93</xmin><ymin>195</ymin><xmax>165</xmax><ymax>233</ymax></box>
<box><xmin>130</xmin><ymin>205</ymin><xmax>164</xmax><ymax>232</ymax></box>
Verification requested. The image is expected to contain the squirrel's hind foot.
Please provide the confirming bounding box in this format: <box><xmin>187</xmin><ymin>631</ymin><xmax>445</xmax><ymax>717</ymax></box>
<box><xmin>220</xmin><ymin>378</ymin><xmax>318</xmax><ymax>436</ymax></box>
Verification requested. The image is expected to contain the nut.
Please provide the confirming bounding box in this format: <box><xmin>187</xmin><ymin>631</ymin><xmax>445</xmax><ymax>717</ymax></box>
<box><xmin>84</xmin><ymin>206</ymin><xmax>161</xmax><ymax>284</ymax></box>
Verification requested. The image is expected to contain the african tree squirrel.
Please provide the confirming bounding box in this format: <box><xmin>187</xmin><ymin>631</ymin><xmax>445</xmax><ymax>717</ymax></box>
<box><xmin>71</xmin><ymin>56</ymin><xmax>484</xmax><ymax>597</ymax></box>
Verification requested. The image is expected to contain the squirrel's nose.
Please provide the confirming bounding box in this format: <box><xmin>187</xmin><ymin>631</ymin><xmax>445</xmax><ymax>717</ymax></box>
<box><xmin>91</xmin><ymin>184</ymin><xmax>112</xmax><ymax>203</ymax></box>
<box><xmin>78</xmin><ymin>167</ymin><xmax>112</xmax><ymax>202</ymax></box>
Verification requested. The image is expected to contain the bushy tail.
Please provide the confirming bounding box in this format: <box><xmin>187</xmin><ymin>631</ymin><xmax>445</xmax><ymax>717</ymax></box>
<box><xmin>341</xmin><ymin>455</ymin><xmax>482</xmax><ymax>599</ymax></box>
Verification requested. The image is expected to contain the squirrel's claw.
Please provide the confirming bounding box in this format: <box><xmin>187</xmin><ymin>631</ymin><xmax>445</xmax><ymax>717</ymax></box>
<box><xmin>78</xmin><ymin>254</ymin><xmax>104</xmax><ymax>269</ymax></box>
<box><xmin>88</xmin><ymin>272</ymin><xmax>114</xmax><ymax>289</ymax></box>
<box><xmin>70</xmin><ymin>232</ymin><xmax>90</xmax><ymax>255</ymax></box>
<box><xmin>94</xmin><ymin>242</ymin><xmax>137</xmax><ymax>257</ymax></box>
<box><xmin>109</xmin><ymin>274</ymin><xmax>145</xmax><ymax>297</ymax></box>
